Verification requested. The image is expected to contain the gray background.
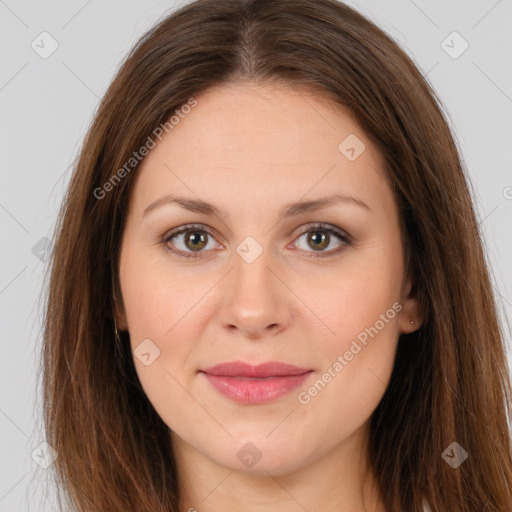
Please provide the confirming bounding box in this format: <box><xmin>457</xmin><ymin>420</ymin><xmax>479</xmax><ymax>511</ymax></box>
<box><xmin>1</xmin><ymin>0</ymin><xmax>511</xmax><ymax>510</ymax></box>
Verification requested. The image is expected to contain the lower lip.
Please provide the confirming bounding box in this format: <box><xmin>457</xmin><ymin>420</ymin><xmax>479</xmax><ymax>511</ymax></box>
<box><xmin>201</xmin><ymin>372</ymin><xmax>312</xmax><ymax>404</ymax></box>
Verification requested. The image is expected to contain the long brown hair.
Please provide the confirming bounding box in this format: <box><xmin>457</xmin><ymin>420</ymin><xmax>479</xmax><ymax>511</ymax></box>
<box><xmin>40</xmin><ymin>0</ymin><xmax>512</xmax><ymax>510</ymax></box>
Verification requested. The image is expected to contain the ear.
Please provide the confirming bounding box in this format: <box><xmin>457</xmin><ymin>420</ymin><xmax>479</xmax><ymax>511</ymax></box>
<box><xmin>113</xmin><ymin>290</ymin><xmax>129</xmax><ymax>332</ymax></box>
<box><xmin>398</xmin><ymin>273</ymin><xmax>423</xmax><ymax>334</ymax></box>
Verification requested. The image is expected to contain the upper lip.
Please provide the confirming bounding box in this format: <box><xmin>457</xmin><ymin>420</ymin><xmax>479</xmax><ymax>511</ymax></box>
<box><xmin>200</xmin><ymin>361</ymin><xmax>312</xmax><ymax>378</ymax></box>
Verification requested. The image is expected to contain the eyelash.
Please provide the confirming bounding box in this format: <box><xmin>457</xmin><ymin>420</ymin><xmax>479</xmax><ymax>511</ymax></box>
<box><xmin>161</xmin><ymin>223</ymin><xmax>351</xmax><ymax>261</ymax></box>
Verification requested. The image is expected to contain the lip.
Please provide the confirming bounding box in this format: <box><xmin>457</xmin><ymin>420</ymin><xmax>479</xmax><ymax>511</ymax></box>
<box><xmin>199</xmin><ymin>361</ymin><xmax>313</xmax><ymax>404</ymax></box>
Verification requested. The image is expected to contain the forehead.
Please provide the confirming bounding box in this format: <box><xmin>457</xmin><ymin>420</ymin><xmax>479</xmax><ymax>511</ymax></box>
<box><xmin>128</xmin><ymin>81</ymin><xmax>391</xmax><ymax>218</ymax></box>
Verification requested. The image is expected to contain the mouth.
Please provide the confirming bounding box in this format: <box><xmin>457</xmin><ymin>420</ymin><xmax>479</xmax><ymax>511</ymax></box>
<box><xmin>199</xmin><ymin>361</ymin><xmax>313</xmax><ymax>404</ymax></box>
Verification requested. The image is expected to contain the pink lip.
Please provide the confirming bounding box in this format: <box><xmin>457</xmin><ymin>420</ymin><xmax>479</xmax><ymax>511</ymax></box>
<box><xmin>199</xmin><ymin>361</ymin><xmax>313</xmax><ymax>404</ymax></box>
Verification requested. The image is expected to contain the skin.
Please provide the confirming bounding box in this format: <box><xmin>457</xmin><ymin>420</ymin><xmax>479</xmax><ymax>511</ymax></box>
<box><xmin>115</xmin><ymin>81</ymin><xmax>422</xmax><ymax>512</ymax></box>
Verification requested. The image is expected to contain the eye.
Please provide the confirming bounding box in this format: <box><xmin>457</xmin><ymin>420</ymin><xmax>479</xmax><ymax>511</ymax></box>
<box><xmin>162</xmin><ymin>224</ymin><xmax>221</xmax><ymax>260</ymax></box>
<box><xmin>161</xmin><ymin>222</ymin><xmax>351</xmax><ymax>260</ymax></box>
<box><xmin>291</xmin><ymin>223</ymin><xmax>350</xmax><ymax>259</ymax></box>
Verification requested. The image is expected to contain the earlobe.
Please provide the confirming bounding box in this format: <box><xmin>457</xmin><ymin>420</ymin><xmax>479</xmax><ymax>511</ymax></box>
<box><xmin>399</xmin><ymin>274</ymin><xmax>424</xmax><ymax>334</ymax></box>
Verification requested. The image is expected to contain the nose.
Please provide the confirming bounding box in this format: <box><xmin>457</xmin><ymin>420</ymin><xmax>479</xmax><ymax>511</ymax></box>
<box><xmin>217</xmin><ymin>249</ymin><xmax>292</xmax><ymax>340</ymax></box>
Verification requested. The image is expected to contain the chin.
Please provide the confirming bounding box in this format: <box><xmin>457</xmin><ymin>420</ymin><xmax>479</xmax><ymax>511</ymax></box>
<box><xmin>208</xmin><ymin>436</ymin><xmax>312</xmax><ymax>476</ymax></box>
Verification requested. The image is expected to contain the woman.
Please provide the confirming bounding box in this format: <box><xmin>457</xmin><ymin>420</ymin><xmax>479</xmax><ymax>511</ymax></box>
<box><xmin>41</xmin><ymin>0</ymin><xmax>512</xmax><ymax>510</ymax></box>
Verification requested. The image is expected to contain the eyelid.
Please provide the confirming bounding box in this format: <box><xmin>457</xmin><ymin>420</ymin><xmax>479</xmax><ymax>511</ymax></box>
<box><xmin>293</xmin><ymin>222</ymin><xmax>351</xmax><ymax>243</ymax></box>
<box><xmin>162</xmin><ymin>223</ymin><xmax>224</xmax><ymax>245</ymax></box>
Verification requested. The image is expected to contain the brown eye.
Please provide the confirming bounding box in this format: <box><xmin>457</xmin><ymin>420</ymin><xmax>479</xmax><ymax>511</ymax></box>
<box><xmin>183</xmin><ymin>230</ymin><xmax>208</xmax><ymax>251</ymax></box>
<box><xmin>293</xmin><ymin>223</ymin><xmax>350</xmax><ymax>258</ymax></box>
<box><xmin>163</xmin><ymin>225</ymin><xmax>219</xmax><ymax>259</ymax></box>
<box><xmin>306</xmin><ymin>230</ymin><xmax>330</xmax><ymax>251</ymax></box>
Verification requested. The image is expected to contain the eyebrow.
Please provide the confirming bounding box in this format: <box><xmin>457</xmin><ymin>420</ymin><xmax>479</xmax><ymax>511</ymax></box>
<box><xmin>142</xmin><ymin>192</ymin><xmax>370</xmax><ymax>220</ymax></box>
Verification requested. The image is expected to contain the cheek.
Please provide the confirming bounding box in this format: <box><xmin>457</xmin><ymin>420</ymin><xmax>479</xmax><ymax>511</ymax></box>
<box><xmin>119</xmin><ymin>247</ymin><xmax>203</xmax><ymax>400</ymax></box>
<box><xmin>119</xmin><ymin>252</ymin><xmax>203</xmax><ymax>424</ymax></box>
<box><xmin>295</xmin><ymin>248</ymin><xmax>403</xmax><ymax>421</ymax></box>
<box><xmin>294</xmin><ymin>278</ymin><xmax>401</xmax><ymax>441</ymax></box>
<box><xmin>120</xmin><ymin>245</ymin><xmax>193</xmax><ymax>338</ymax></box>
<box><xmin>301</xmin><ymin>254</ymin><xmax>402</xmax><ymax>354</ymax></box>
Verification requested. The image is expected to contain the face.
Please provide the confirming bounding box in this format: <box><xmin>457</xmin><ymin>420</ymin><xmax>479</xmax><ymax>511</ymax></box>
<box><xmin>116</xmin><ymin>81</ymin><xmax>421</xmax><ymax>476</ymax></box>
